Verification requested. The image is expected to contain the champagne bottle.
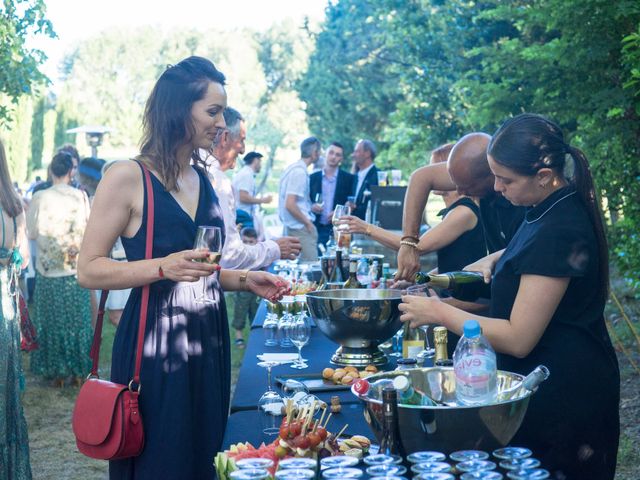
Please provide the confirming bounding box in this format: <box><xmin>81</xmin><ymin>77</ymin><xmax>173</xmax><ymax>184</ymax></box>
<box><xmin>414</xmin><ymin>271</ymin><xmax>491</xmax><ymax>301</ymax></box>
<box><xmin>379</xmin><ymin>387</ymin><xmax>406</xmax><ymax>457</ymax></box>
<box><xmin>318</xmin><ymin>255</ymin><xmax>331</xmax><ymax>290</ymax></box>
<box><xmin>392</xmin><ymin>375</ymin><xmax>439</xmax><ymax>406</ymax></box>
<box><xmin>328</xmin><ymin>249</ymin><xmax>345</xmax><ymax>285</ymax></box>
<box><xmin>343</xmin><ymin>259</ymin><xmax>363</xmax><ymax>288</ymax></box>
<box><xmin>497</xmin><ymin>365</ymin><xmax>550</xmax><ymax>401</ymax></box>
<box><xmin>433</xmin><ymin>326</ymin><xmax>453</xmax><ymax>367</ymax></box>
<box><xmin>402</xmin><ymin>321</ymin><xmax>425</xmax><ymax>359</ymax></box>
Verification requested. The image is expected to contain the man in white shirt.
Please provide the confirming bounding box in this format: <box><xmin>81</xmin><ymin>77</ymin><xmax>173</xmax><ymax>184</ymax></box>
<box><xmin>278</xmin><ymin>137</ymin><xmax>319</xmax><ymax>261</ymax></box>
<box><xmin>232</xmin><ymin>151</ymin><xmax>272</xmax><ymax>230</ymax></box>
<box><xmin>206</xmin><ymin>107</ymin><xmax>301</xmax><ymax>269</ymax></box>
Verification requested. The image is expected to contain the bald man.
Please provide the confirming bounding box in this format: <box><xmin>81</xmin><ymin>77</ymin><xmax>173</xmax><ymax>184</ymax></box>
<box><xmin>396</xmin><ymin>132</ymin><xmax>525</xmax><ymax>281</ymax></box>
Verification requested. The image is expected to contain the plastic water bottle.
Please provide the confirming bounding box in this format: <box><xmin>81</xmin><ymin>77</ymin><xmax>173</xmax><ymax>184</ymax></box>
<box><xmin>453</xmin><ymin>320</ymin><xmax>497</xmax><ymax>405</ymax></box>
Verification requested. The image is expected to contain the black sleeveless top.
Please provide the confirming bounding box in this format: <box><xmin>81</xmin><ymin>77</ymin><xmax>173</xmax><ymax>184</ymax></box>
<box><xmin>436</xmin><ymin>197</ymin><xmax>487</xmax><ymax>272</ymax></box>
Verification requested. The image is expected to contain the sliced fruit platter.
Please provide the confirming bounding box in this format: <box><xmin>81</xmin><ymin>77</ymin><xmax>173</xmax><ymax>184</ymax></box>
<box><xmin>214</xmin><ymin>400</ymin><xmax>371</xmax><ymax>480</ymax></box>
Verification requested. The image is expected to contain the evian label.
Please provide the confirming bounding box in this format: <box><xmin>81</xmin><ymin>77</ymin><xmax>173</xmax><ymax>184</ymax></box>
<box><xmin>455</xmin><ymin>353</ymin><xmax>496</xmax><ymax>396</ymax></box>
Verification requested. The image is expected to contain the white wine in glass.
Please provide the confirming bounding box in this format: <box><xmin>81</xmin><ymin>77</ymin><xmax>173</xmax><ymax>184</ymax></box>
<box><xmin>193</xmin><ymin>225</ymin><xmax>222</xmax><ymax>304</ymax></box>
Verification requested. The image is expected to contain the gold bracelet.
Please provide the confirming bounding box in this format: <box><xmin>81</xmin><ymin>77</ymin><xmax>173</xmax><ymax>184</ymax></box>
<box><xmin>399</xmin><ymin>240</ymin><xmax>418</xmax><ymax>249</ymax></box>
<box><xmin>239</xmin><ymin>270</ymin><xmax>249</xmax><ymax>290</ymax></box>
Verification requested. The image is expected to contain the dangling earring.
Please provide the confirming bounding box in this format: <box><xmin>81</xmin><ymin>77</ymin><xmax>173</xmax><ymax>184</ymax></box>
<box><xmin>539</xmin><ymin>182</ymin><xmax>547</xmax><ymax>189</ymax></box>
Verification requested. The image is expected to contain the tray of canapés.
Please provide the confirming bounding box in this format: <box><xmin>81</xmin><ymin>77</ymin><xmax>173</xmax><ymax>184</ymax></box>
<box><xmin>214</xmin><ymin>399</ymin><xmax>372</xmax><ymax>480</ymax></box>
<box><xmin>275</xmin><ymin>365</ymin><xmax>379</xmax><ymax>392</ymax></box>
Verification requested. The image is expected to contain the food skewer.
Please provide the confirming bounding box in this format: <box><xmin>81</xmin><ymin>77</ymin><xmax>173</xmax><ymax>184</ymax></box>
<box><xmin>323</xmin><ymin>412</ymin><xmax>333</xmax><ymax>429</ymax></box>
<box><xmin>335</xmin><ymin>423</ymin><xmax>349</xmax><ymax>439</ymax></box>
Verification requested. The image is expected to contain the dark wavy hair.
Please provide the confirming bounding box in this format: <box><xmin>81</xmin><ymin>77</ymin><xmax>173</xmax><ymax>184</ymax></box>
<box><xmin>0</xmin><ymin>139</ymin><xmax>23</xmax><ymax>218</ymax></box>
<box><xmin>137</xmin><ymin>56</ymin><xmax>226</xmax><ymax>191</ymax></box>
<box><xmin>488</xmin><ymin>113</ymin><xmax>609</xmax><ymax>301</ymax></box>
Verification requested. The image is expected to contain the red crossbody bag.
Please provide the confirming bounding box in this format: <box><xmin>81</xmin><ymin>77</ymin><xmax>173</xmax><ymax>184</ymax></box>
<box><xmin>72</xmin><ymin>162</ymin><xmax>155</xmax><ymax>460</ymax></box>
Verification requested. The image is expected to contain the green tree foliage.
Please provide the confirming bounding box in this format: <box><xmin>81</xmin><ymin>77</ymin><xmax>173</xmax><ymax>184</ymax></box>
<box><xmin>50</xmin><ymin>23</ymin><xmax>312</xmax><ymax>183</ymax></box>
<box><xmin>0</xmin><ymin>94</ymin><xmax>33</xmax><ymax>182</ymax></box>
<box><xmin>0</xmin><ymin>0</ymin><xmax>55</xmax><ymax>124</ymax></box>
<box><xmin>29</xmin><ymin>94</ymin><xmax>45</xmax><ymax>171</ymax></box>
<box><xmin>299</xmin><ymin>0</ymin><xmax>640</xmax><ymax>287</ymax></box>
<box><xmin>298</xmin><ymin>0</ymin><xmax>403</xmax><ymax>158</ymax></box>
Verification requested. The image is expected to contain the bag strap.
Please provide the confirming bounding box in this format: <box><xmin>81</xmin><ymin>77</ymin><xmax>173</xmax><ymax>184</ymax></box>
<box><xmin>133</xmin><ymin>161</ymin><xmax>155</xmax><ymax>389</ymax></box>
<box><xmin>87</xmin><ymin>161</ymin><xmax>155</xmax><ymax>389</ymax></box>
<box><xmin>88</xmin><ymin>290</ymin><xmax>109</xmax><ymax>376</ymax></box>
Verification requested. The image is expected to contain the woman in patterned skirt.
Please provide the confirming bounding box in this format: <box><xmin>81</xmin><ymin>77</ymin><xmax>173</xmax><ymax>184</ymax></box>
<box><xmin>27</xmin><ymin>151</ymin><xmax>93</xmax><ymax>385</ymax></box>
<box><xmin>0</xmin><ymin>138</ymin><xmax>32</xmax><ymax>479</ymax></box>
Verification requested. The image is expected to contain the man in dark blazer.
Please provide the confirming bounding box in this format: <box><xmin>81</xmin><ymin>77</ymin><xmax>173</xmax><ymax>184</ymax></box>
<box><xmin>348</xmin><ymin>138</ymin><xmax>379</xmax><ymax>220</ymax></box>
<box><xmin>309</xmin><ymin>141</ymin><xmax>355</xmax><ymax>251</ymax></box>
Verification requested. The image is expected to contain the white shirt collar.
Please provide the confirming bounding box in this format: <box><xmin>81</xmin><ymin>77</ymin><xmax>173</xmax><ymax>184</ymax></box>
<box><xmin>358</xmin><ymin>163</ymin><xmax>374</xmax><ymax>179</ymax></box>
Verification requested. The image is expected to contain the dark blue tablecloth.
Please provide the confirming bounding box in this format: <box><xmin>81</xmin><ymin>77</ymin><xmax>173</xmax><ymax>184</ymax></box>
<box><xmin>230</xmin><ymin>325</ymin><xmax>398</xmax><ymax>412</ymax></box>
<box><xmin>250</xmin><ymin>300</ymin><xmax>269</xmax><ymax>329</ymax></box>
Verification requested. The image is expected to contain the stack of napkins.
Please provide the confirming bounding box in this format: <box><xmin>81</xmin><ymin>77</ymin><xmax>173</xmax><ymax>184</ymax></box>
<box><xmin>256</xmin><ymin>353</ymin><xmax>299</xmax><ymax>364</ymax></box>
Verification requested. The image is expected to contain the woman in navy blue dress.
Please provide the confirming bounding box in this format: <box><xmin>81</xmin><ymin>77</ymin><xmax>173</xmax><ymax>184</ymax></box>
<box><xmin>78</xmin><ymin>57</ymin><xmax>289</xmax><ymax>479</ymax></box>
<box><xmin>399</xmin><ymin>114</ymin><xmax>619</xmax><ymax>479</ymax></box>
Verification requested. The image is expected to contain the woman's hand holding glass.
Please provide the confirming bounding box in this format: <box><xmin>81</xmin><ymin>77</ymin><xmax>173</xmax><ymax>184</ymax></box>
<box><xmin>158</xmin><ymin>249</ymin><xmax>219</xmax><ymax>283</ymax></box>
<box><xmin>338</xmin><ymin>215</ymin><xmax>368</xmax><ymax>235</ymax></box>
<box><xmin>398</xmin><ymin>287</ymin><xmax>444</xmax><ymax>329</ymax></box>
<box><xmin>193</xmin><ymin>226</ymin><xmax>222</xmax><ymax>304</ymax></box>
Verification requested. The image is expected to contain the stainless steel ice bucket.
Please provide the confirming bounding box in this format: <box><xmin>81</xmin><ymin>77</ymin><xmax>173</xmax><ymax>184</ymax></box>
<box><xmin>305</xmin><ymin>289</ymin><xmax>403</xmax><ymax>366</ymax></box>
<box><xmin>358</xmin><ymin>368</ymin><xmax>533</xmax><ymax>454</ymax></box>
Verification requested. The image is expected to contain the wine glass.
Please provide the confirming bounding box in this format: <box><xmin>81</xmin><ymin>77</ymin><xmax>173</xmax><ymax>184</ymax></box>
<box><xmin>257</xmin><ymin>361</ymin><xmax>284</xmax><ymax>436</ymax></box>
<box><xmin>332</xmin><ymin>205</ymin><xmax>351</xmax><ymax>232</ymax></box>
<box><xmin>289</xmin><ymin>296</ymin><xmax>311</xmax><ymax>369</ymax></box>
<box><xmin>405</xmin><ymin>284</ymin><xmax>435</xmax><ymax>359</ymax></box>
<box><xmin>314</xmin><ymin>192</ymin><xmax>324</xmax><ymax>208</ymax></box>
<box><xmin>193</xmin><ymin>225</ymin><xmax>222</xmax><ymax>304</ymax></box>
<box><xmin>277</xmin><ymin>296</ymin><xmax>295</xmax><ymax>348</ymax></box>
<box><xmin>332</xmin><ymin>205</ymin><xmax>352</xmax><ymax>251</ymax></box>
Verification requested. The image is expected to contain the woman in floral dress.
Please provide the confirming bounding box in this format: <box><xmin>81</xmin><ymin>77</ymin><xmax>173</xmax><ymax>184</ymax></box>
<box><xmin>0</xmin><ymin>138</ymin><xmax>32</xmax><ymax>479</ymax></box>
<box><xmin>27</xmin><ymin>151</ymin><xmax>93</xmax><ymax>386</ymax></box>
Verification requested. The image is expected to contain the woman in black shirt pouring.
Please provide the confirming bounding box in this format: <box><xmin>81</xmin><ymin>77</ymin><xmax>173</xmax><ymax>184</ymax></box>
<box><xmin>399</xmin><ymin>114</ymin><xmax>620</xmax><ymax>479</ymax></box>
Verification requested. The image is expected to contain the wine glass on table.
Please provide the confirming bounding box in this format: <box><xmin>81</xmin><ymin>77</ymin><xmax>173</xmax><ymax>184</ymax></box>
<box><xmin>289</xmin><ymin>297</ymin><xmax>311</xmax><ymax>369</ymax></box>
<box><xmin>257</xmin><ymin>361</ymin><xmax>285</xmax><ymax>436</ymax></box>
<box><xmin>193</xmin><ymin>225</ymin><xmax>222</xmax><ymax>304</ymax></box>
<box><xmin>404</xmin><ymin>284</ymin><xmax>435</xmax><ymax>359</ymax></box>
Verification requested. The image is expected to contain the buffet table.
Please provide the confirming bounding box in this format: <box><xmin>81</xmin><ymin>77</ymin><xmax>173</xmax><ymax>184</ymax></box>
<box><xmin>224</xmin><ymin>300</ymin><xmax>400</xmax><ymax>447</ymax></box>
<box><xmin>221</xmin><ymin>299</ymin><xmax>549</xmax><ymax>480</ymax></box>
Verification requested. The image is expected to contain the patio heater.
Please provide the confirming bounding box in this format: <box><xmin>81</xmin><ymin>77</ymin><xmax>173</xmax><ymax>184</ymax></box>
<box><xmin>65</xmin><ymin>125</ymin><xmax>112</xmax><ymax>158</ymax></box>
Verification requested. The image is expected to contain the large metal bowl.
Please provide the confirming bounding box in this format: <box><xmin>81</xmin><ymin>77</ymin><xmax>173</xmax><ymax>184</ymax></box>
<box><xmin>305</xmin><ymin>289</ymin><xmax>402</xmax><ymax>366</ymax></box>
<box><xmin>359</xmin><ymin>368</ymin><xmax>533</xmax><ymax>454</ymax></box>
